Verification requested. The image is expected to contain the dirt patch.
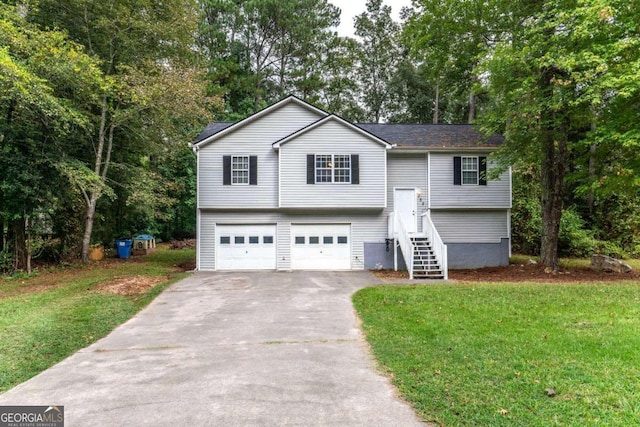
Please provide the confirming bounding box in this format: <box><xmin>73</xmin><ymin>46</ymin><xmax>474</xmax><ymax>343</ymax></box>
<box><xmin>94</xmin><ymin>276</ymin><xmax>167</xmax><ymax>295</ymax></box>
<box><xmin>373</xmin><ymin>263</ymin><xmax>640</xmax><ymax>283</ymax></box>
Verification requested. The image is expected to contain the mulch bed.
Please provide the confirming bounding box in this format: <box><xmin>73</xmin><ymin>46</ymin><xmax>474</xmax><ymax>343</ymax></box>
<box><xmin>373</xmin><ymin>263</ymin><xmax>639</xmax><ymax>283</ymax></box>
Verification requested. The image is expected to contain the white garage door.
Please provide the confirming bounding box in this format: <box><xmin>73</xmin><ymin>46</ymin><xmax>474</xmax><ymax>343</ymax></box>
<box><xmin>216</xmin><ymin>225</ymin><xmax>276</xmax><ymax>270</ymax></box>
<box><xmin>291</xmin><ymin>224</ymin><xmax>351</xmax><ymax>270</ymax></box>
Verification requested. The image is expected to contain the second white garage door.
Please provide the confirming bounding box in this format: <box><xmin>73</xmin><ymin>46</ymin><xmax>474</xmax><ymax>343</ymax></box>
<box><xmin>291</xmin><ymin>224</ymin><xmax>351</xmax><ymax>270</ymax></box>
<box><xmin>216</xmin><ymin>224</ymin><xmax>276</xmax><ymax>270</ymax></box>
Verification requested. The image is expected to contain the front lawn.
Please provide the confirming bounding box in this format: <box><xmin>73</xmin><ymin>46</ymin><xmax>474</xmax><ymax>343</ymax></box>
<box><xmin>0</xmin><ymin>246</ymin><xmax>195</xmax><ymax>393</ymax></box>
<box><xmin>354</xmin><ymin>282</ymin><xmax>640</xmax><ymax>426</ymax></box>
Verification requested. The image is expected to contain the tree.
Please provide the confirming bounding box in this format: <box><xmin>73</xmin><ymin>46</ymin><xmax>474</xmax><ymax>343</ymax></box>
<box><xmin>199</xmin><ymin>0</ymin><xmax>340</xmax><ymax>116</ymax></box>
<box><xmin>0</xmin><ymin>4</ymin><xmax>104</xmax><ymax>272</ymax></box>
<box><xmin>354</xmin><ymin>0</ymin><xmax>402</xmax><ymax>123</ymax></box>
<box><xmin>480</xmin><ymin>0</ymin><xmax>640</xmax><ymax>269</ymax></box>
<box><xmin>402</xmin><ymin>0</ymin><xmax>507</xmax><ymax>123</ymax></box>
<box><xmin>32</xmin><ymin>0</ymin><xmax>213</xmax><ymax>261</ymax></box>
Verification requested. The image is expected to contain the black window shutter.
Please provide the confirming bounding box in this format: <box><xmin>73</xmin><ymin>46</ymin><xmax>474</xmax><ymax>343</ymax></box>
<box><xmin>223</xmin><ymin>156</ymin><xmax>231</xmax><ymax>185</ymax></box>
<box><xmin>249</xmin><ymin>156</ymin><xmax>258</xmax><ymax>185</ymax></box>
<box><xmin>453</xmin><ymin>156</ymin><xmax>461</xmax><ymax>186</ymax></box>
<box><xmin>351</xmin><ymin>154</ymin><xmax>359</xmax><ymax>184</ymax></box>
<box><xmin>307</xmin><ymin>154</ymin><xmax>315</xmax><ymax>184</ymax></box>
<box><xmin>479</xmin><ymin>156</ymin><xmax>487</xmax><ymax>186</ymax></box>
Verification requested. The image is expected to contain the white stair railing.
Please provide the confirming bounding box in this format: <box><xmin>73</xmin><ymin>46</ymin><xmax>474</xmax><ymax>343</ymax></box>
<box><xmin>395</xmin><ymin>214</ymin><xmax>415</xmax><ymax>280</ymax></box>
<box><xmin>421</xmin><ymin>213</ymin><xmax>448</xmax><ymax>280</ymax></box>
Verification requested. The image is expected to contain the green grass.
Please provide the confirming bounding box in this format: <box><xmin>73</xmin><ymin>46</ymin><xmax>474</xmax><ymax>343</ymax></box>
<box><xmin>0</xmin><ymin>247</ymin><xmax>195</xmax><ymax>393</ymax></box>
<box><xmin>354</xmin><ymin>282</ymin><xmax>640</xmax><ymax>426</ymax></box>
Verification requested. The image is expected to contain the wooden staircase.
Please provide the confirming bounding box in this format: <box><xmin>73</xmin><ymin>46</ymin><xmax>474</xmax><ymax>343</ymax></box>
<box><xmin>411</xmin><ymin>236</ymin><xmax>445</xmax><ymax>279</ymax></box>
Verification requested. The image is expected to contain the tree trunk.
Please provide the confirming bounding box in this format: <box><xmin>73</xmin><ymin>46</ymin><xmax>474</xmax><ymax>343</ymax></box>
<box><xmin>433</xmin><ymin>84</ymin><xmax>440</xmax><ymax>124</ymax></box>
<box><xmin>539</xmin><ymin>67</ymin><xmax>568</xmax><ymax>271</ymax></box>
<box><xmin>587</xmin><ymin>123</ymin><xmax>597</xmax><ymax>213</ymax></box>
<box><xmin>81</xmin><ymin>100</ymin><xmax>115</xmax><ymax>262</ymax></box>
<box><xmin>81</xmin><ymin>196</ymin><xmax>98</xmax><ymax>263</ymax></box>
<box><xmin>0</xmin><ymin>214</ymin><xmax>4</xmax><ymax>253</ymax></box>
<box><xmin>11</xmin><ymin>216</ymin><xmax>30</xmax><ymax>274</ymax></box>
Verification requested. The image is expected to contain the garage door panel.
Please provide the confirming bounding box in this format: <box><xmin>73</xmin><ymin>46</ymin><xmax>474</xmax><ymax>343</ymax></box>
<box><xmin>217</xmin><ymin>225</ymin><xmax>276</xmax><ymax>270</ymax></box>
<box><xmin>291</xmin><ymin>224</ymin><xmax>351</xmax><ymax>270</ymax></box>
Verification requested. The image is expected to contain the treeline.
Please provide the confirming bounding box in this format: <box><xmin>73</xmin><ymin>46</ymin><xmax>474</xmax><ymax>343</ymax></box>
<box><xmin>1</xmin><ymin>0</ymin><xmax>639</xmax><ymax>273</ymax></box>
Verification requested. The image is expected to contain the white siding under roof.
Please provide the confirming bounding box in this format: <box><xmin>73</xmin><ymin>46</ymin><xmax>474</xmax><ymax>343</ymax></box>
<box><xmin>279</xmin><ymin>120</ymin><xmax>387</xmax><ymax>208</ymax></box>
<box><xmin>430</xmin><ymin>210</ymin><xmax>509</xmax><ymax>243</ymax></box>
<box><xmin>197</xmin><ymin>102</ymin><xmax>323</xmax><ymax>209</ymax></box>
<box><xmin>384</xmin><ymin>154</ymin><xmax>428</xmax><ymax>231</ymax></box>
<box><xmin>430</xmin><ymin>153</ymin><xmax>511</xmax><ymax>208</ymax></box>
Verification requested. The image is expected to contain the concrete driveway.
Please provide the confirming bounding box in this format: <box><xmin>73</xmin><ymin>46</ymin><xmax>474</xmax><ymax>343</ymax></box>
<box><xmin>0</xmin><ymin>271</ymin><xmax>425</xmax><ymax>426</ymax></box>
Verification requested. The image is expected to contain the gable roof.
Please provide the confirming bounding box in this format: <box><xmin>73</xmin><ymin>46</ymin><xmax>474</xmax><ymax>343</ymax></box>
<box><xmin>272</xmin><ymin>115</ymin><xmax>392</xmax><ymax>149</ymax></box>
<box><xmin>193</xmin><ymin>95</ymin><xmax>328</xmax><ymax>147</ymax></box>
<box><xmin>354</xmin><ymin>124</ymin><xmax>503</xmax><ymax>148</ymax></box>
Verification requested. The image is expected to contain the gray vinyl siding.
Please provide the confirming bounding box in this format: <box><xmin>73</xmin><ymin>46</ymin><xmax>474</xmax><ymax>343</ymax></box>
<box><xmin>198</xmin><ymin>214</ymin><xmax>217</xmax><ymax>270</ymax></box>
<box><xmin>430</xmin><ymin>210</ymin><xmax>509</xmax><ymax>243</ymax></box>
<box><xmin>198</xmin><ymin>210</ymin><xmax>387</xmax><ymax>270</ymax></box>
<box><xmin>198</xmin><ymin>102</ymin><xmax>323</xmax><ymax>209</ymax></box>
<box><xmin>430</xmin><ymin>153</ymin><xmax>511</xmax><ymax>208</ymax></box>
<box><xmin>279</xmin><ymin>120</ymin><xmax>387</xmax><ymax>208</ymax></box>
<box><xmin>385</xmin><ymin>153</ymin><xmax>428</xmax><ymax>232</ymax></box>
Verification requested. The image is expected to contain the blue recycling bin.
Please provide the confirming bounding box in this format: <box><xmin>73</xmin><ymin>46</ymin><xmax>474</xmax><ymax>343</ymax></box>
<box><xmin>116</xmin><ymin>239</ymin><xmax>133</xmax><ymax>259</ymax></box>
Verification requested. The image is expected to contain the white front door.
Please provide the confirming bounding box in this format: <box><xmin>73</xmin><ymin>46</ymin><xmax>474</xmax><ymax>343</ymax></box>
<box><xmin>216</xmin><ymin>224</ymin><xmax>277</xmax><ymax>270</ymax></box>
<box><xmin>291</xmin><ymin>224</ymin><xmax>351</xmax><ymax>270</ymax></box>
<box><xmin>394</xmin><ymin>188</ymin><xmax>417</xmax><ymax>233</ymax></box>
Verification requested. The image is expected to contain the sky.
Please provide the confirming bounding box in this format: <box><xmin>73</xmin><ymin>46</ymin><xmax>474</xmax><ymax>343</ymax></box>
<box><xmin>330</xmin><ymin>0</ymin><xmax>413</xmax><ymax>37</ymax></box>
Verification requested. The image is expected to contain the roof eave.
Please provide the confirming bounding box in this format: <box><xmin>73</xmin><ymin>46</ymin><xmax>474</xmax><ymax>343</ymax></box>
<box><xmin>390</xmin><ymin>146</ymin><xmax>500</xmax><ymax>153</ymax></box>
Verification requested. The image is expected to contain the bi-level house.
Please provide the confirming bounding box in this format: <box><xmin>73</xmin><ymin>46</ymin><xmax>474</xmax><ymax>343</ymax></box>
<box><xmin>194</xmin><ymin>96</ymin><xmax>511</xmax><ymax>279</ymax></box>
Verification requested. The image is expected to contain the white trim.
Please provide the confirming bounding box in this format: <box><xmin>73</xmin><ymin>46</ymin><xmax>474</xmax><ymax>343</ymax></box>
<box><xmin>427</xmin><ymin>152</ymin><xmax>431</xmax><ymax>210</ymax></box>
<box><xmin>272</xmin><ymin>115</ymin><xmax>392</xmax><ymax>149</ymax></box>
<box><xmin>196</xmin><ymin>209</ymin><xmax>201</xmax><ymax>271</ymax></box>
<box><xmin>383</xmin><ymin>150</ymin><xmax>388</xmax><ymax>208</ymax></box>
<box><xmin>194</xmin><ymin>96</ymin><xmax>328</xmax><ymax>148</ymax></box>
<box><xmin>314</xmin><ymin>154</ymin><xmax>352</xmax><ymax>184</ymax></box>
<box><xmin>461</xmin><ymin>156</ymin><xmax>479</xmax><ymax>186</ymax></box>
<box><xmin>231</xmin><ymin>155</ymin><xmax>250</xmax><ymax>185</ymax></box>
<box><xmin>508</xmin><ymin>166</ymin><xmax>513</xmax><ymax>208</ymax></box>
<box><xmin>507</xmin><ymin>209</ymin><xmax>512</xmax><ymax>257</ymax></box>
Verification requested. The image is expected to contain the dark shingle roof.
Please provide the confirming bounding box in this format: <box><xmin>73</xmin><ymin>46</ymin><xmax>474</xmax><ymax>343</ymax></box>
<box><xmin>354</xmin><ymin>123</ymin><xmax>503</xmax><ymax>148</ymax></box>
<box><xmin>194</xmin><ymin>121</ymin><xmax>503</xmax><ymax>149</ymax></box>
<box><xmin>194</xmin><ymin>122</ymin><xmax>234</xmax><ymax>143</ymax></box>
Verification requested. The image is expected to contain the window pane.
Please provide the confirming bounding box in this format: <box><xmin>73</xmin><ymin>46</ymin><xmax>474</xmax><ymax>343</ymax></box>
<box><xmin>462</xmin><ymin>171</ymin><xmax>477</xmax><ymax>185</ymax></box>
<box><xmin>309</xmin><ymin>236</ymin><xmax>319</xmax><ymax>244</ymax></box>
<box><xmin>323</xmin><ymin>236</ymin><xmax>333</xmax><ymax>244</ymax></box>
<box><xmin>263</xmin><ymin>236</ymin><xmax>274</xmax><ymax>244</ymax></box>
<box><xmin>334</xmin><ymin>155</ymin><xmax>351</xmax><ymax>183</ymax></box>
<box><xmin>315</xmin><ymin>154</ymin><xmax>332</xmax><ymax>183</ymax></box>
<box><xmin>295</xmin><ymin>236</ymin><xmax>305</xmax><ymax>244</ymax></box>
<box><xmin>232</xmin><ymin>156</ymin><xmax>249</xmax><ymax>184</ymax></box>
<box><xmin>337</xmin><ymin>236</ymin><xmax>348</xmax><ymax>244</ymax></box>
<box><xmin>234</xmin><ymin>236</ymin><xmax>245</xmax><ymax>244</ymax></box>
<box><xmin>249</xmin><ymin>236</ymin><xmax>259</xmax><ymax>244</ymax></box>
<box><xmin>316</xmin><ymin>169</ymin><xmax>332</xmax><ymax>183</ymax></box>
<box><xmin>220</xmin><ymin>236</ymin><xmax>230</xmax><ymax>244</ymax></box>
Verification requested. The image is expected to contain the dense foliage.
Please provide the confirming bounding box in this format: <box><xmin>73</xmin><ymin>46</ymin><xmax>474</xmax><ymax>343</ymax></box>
<box><xmin>1</xmin><ymin>0</ymin><xmax>638</xmax><ymax>273</ymax></box>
